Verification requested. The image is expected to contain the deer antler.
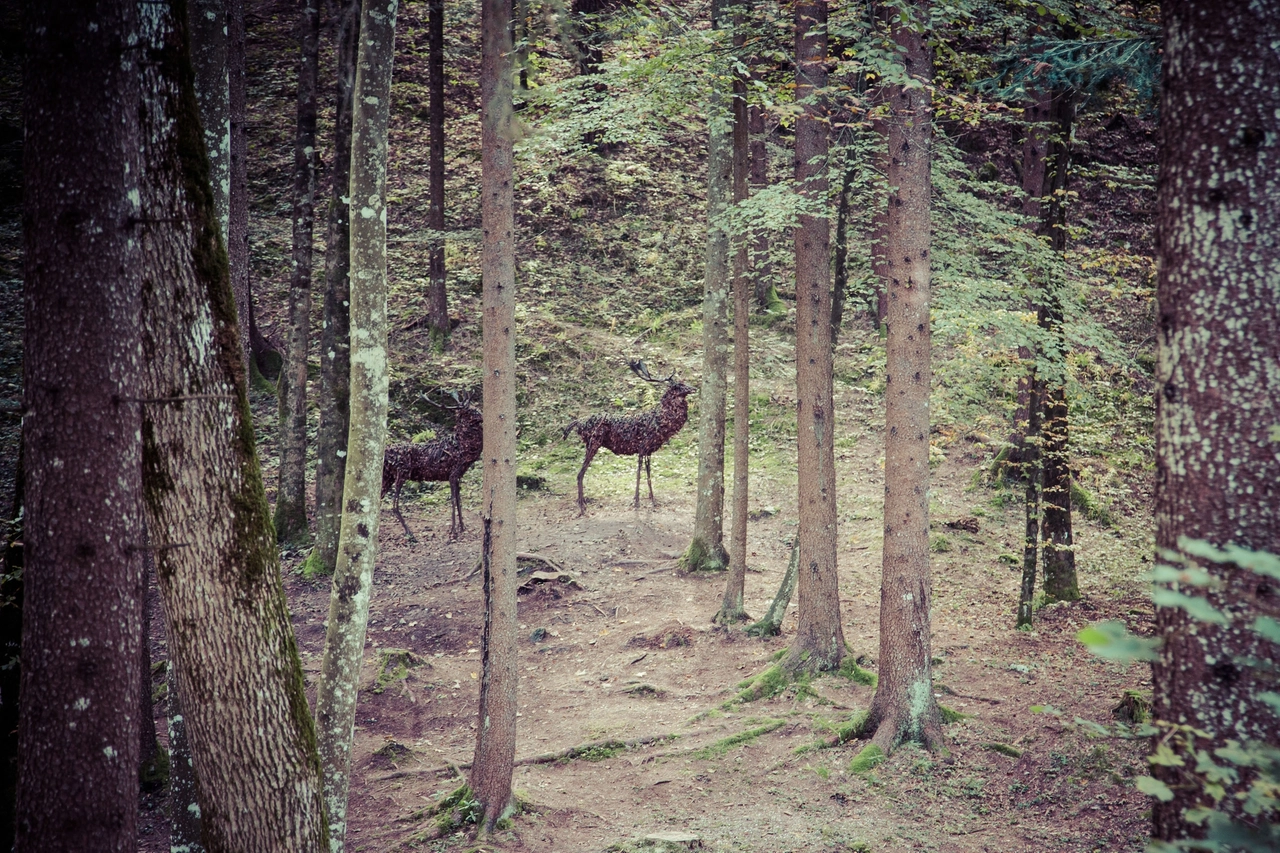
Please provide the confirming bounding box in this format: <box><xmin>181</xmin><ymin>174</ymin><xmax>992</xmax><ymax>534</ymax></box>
<box><xmin>628</xmin><ymin>360</ymin><xmax>654</xmax><ymax>382</ymax></box>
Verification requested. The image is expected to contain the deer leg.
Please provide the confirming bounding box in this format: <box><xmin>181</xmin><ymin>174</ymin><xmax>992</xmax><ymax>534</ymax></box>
<box><xmin>633</xmin><ymin>456</ymin><xmax>643</xmax><ymax>509</ymax></box>
<box><xmin>392</xmin><ymin>475</ymin><xmax>406</xmax><ymax>512</ymax></box>
<box><xmin>645</xmin><ymin>456</ymin><xmax>656</xmax><ymax>506</ymax></box>
<box><xmin>449</xmin><ymin>477</ymin><xmax>463</xmax><ymax>539</ymax></box>
<box><xmin>577</xmin><ymin>443</ymin><xmax>599</xmax><ymax>516</ymax></box>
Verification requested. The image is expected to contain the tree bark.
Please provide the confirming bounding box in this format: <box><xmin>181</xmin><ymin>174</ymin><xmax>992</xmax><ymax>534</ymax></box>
<box><xmin>470</xmin><ymin>0</ymin><xmax>519</xmax><ymax>832</ymax></box>
<box><xmin>16</xmin><ymin>3</ymin><xmax>146</xmax><ymax>847</ymax></box>
<box><xmin>228</xmin><ymin>0</ymin><xmax>252</xmax><ymax>374</ymax></box>
<box><xmin>1016</xmin><ymin>372</ymin><xmax>1042</xmax><ymax>629</ymax></box>
<box><xmin>830</xmin><ymin>159</ymin><xmax>856</xmax><ymax>341</ymax></box>
<box><xmin>718</xmin><ymin>23</ymin><xmax>751</xmax><ymax>625</ymax></box>
<box><xmin>1151</xmin><ymin>0</ymin><xmax>1280</xmax><ymax>841</ymax></box>
<box><xmin>187</xmin><ymin>0</ymin><xmax>231</xmax><ymax>238</ymax></box>
<box><xmin>426</xmin><ymin>0</ymin><xmax>449</xmax><ymax>345</ymax></box>
<box><xmin>0</xmin><ymin>449</ymin><xmax>22</xmax><ymax>850</ymax></box>
<box><xmin>683</xmin><ymin>0</ymin><xmax>732</xmax><ymax>575</ymax></box>
<box><xmin>865</xmin><ymin>2</ymin><xmax>943</xmax><ymax>754</ymax></box>
<box><xmin>134</xmin><ymin>3</ymin><xmax>328</xmax><ymax>850</ymax></box>
<box><xmin>309</xmin><ymin>0</ymin><xmax>361</xmax><ymax>576</ymax></box>
<box><xmin>747</xmin><ymin>101</ymin><xmax>779</xmax><ymax>312</ymax></box>
<box><xmin>746</xmin><ymin>541</ymin><xmax>798</xmax><ymax>638</ymax></box>
<box><xmin>785</xmin><ymin>0</ymin><xmax>844</xmax><ymax>674</ymax></box>
<box><xmin>313</xmin><ymin>1</ymin><xmax>397</xmax><ymax>848</ymax></box>
<box><xmin>276</xmin><ymin>0</ymin><xmax>322</xmax><ymax>545</ymax></box>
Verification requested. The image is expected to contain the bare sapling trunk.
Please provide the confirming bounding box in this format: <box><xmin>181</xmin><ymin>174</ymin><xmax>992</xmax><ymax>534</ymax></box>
<box><xmin>746</xmin><ymin>541</ymin><xmax>799</xmax><ymax>637</ymax></box>
<box><xmin>1150</xmin><ymin>0</ymin><xmax>1280</xmax><ymax>841</ymax></box>
<box><xmin>785</xmin><ymin>0</ymin><xmax>845</xmax><ymax>674</ymax></box>
<box><xmin>16</xmin><ymin>3</ymin><xmax>146</xmax><ymax>846</ymax></box>
<box><xmin>469</xmin><ymin>0</ymin><xmax>519</xmax><ymax>832</ymax></box>
<box><xmin>861</xmin><ymin>2</ymin><xmax>944</xmax><ymax>759</ymax></box>
<box><xmin>309</xmin><ymin>0</ymin><xmax>361</xmax><ymax>576</ymax></box>
<box><xmin>718</xmin><ymin>27</ymin><xmax>752</xmax><ymax>625</ymax></box>
<box><xmin>830</xmin><ymin>159</ymin><xmax>856</xmax><ymax>341</ymax></box>
<box><xmin>276</xmin><ymin>0</ymin><xmax>322</xmax><ymax>545</ymax></box>
<box><xmin>427</xmin><ymin>0</ymin><xmax>449</xmax><ymax>346</ymax></box>
<box><xmin>1016</xmin><ymin>373</ymin><xmax>1042</xmax><ymax>629</ymax></box>
<box><xmin>134</xmin><ymin>4</ymin><xmax>328</xmax><ymax>849</ymax></box>
<box><xmin>683</xmin><ymin>0</ymin><xmax>732</xmax><ymax>574</ymax></box>
<box><xmin>314</xmin><ymin>0</ymin><xmax>397</xmax><ymax>847</ymax></box>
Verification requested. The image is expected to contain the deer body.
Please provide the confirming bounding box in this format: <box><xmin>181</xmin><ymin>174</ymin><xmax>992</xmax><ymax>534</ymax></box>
<box><xmin>382</xmin><ymin>404</ymin><xmax>482</xmax><ymax>539</ymax></box>
<box><xmin>564</xmin><ymin>364</ymin><xmax>694</xmax><ymax>515</ymax></box>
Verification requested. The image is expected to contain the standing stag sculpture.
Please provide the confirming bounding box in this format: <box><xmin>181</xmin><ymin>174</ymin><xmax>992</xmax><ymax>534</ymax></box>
<box><xmin>563</xmin><ymin>361</ymin><xmax>695</xmax><ymax>515</ymax></box>
<box><xmin>382</xmin><ymin>393</ymin><xmax>483</xmax><ymax>539</ymax></box>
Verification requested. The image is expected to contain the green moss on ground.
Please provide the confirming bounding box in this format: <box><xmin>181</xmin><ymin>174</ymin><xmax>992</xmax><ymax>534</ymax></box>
<box><xmin>849</xmin><ymin>744</ymin><xmax>885</xmax><ymax>775</ymax></box>
<box><xmin>692</xmin><ymin>719</ymin><xmax>786</xmax><ymax>759</ymax></box>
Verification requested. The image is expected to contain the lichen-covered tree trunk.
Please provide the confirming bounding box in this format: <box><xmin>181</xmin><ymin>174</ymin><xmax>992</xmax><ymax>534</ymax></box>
<box><xmin>470</xmin><ymin>0</ymin><xmax>519</xmax><ymax>831</ymax></box>
<box><xmin>683</xmin><ymin>0</ymin><xmax>732</xmax><ymax>574</ymax></box>
<box><xmin>718</xmin><ymin>35</ymin><xmax>751</xmax><ymax>625</ymax></box>
<box><xmin>276</xmin><ymin>0</ymin><xmax>322</xmax><ymax>545</ymax></box>
<box><xmin>166</xmin><ymin>675</ymin><xmax>203</xmax><ymax>852</ymax></box>
<box><xmin>187</xmin><ymin>0</ymin><xmax>230</xmax><ymax>237</ymax></box>
<box><xmin>864</xmin><ymin>5</ymin><xmax>943</xmax><ymax>755</ymax></box>
<box><xmin>16</xmin><ymin>3</ymin><xmax>146</xmax><ymax>847</ymax></box>
<box><xmin>309</xmin><ymin>0</ymin><xmax>361</xmax><ymax>576</ymax></box>
<box><xmin>313</xmin><ymin>1</ymin><xmax>396</xmax><ymax>847</ymax></box>
<box><xmin>135</xmin><ymin>4</ymin><xmax>328</xmax><ymax>850</ymax></box>
<box><xmin>1151</xmin><ymin>0</ymin><xmax>1280</xmax><ymax>841</ymax></box>
<box><xmin>785</xmin><ymin>0</ymin><xmax>844</xmax><ymax>674</ymax></box>
<box><xmin>426</xmin><ymin>0</ymin><xmax>449</xmax><ymax>346</ymax></box>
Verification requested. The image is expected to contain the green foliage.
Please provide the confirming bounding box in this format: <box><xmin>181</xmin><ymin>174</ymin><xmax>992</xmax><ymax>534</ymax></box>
<box><xmin>432</xmin><ymin>785</ymin><xmax>482</xmax><ymax>835</ymax></box>
<box><xmin>849</xmin><ymin>744</ymin><xmax>886</xmax><ymax>775</ymax></box>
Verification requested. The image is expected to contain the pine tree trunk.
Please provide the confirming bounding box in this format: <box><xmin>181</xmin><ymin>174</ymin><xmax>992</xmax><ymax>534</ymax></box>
<box><xmin>310</xmin><ymin>0</ymin><xmax>361</xmax><ymax>576</ymax></box>
<box><xmin>866</xmin><ymin>4</ymin><xmax>943</xmax><ymax>754</ymax></box>
<box><xmin>1016</xmin><ymin>372</ymin><xmax>1042</xmax><ymax>629</ymax></box>
<box><xmin>1151</xmin><ymin>0</ymin><xmax>1280</xmax><ymax>841</ymax></box>
<box><xmin>684</xmin><ymin>0</ymin><xmax>732</xmax><ymax>574</ymax></box>
<box><xmin>746</xmin><ymin>541</ymin><xmax>798</xmax><ymax>638</ymax></box>
<box><xmin>166</xmin><ymin>675</ymin><xmax>203</xmax><ymax>852</ymax></box>
<box><xmin>786</xmin><ymin>0</ymin><xmax>844</xmax><ymax>674</ymax></box>
<box><xmin>276</xmin><ymin>0</ymin><xmax>322</xmax><ymax>545</ymax></box>
<box><xmin>830</xmin><ymin>160</ymin><xmax>856</xmax><ymax>341</ymax></box>
<box><xmin>228</xmin><ymin>0</ymin><xmax>252</xmax><ymax>373</ymax></box>
<box><xmin>135</xmin><ymin>4</ymin><xmax>328</xmax><ymax>849</ymax></box>
<box><xmin>426</xmin><ymin>0</ymin><xmax>449</xmax><ymax>345</ymax></box>
<box><xmin>0</xmin><ymin>449</ymin><xmax>22</xmax><ymax>849</ymax></box>
<box><xmin>748</xmin><ymin>101</ymin><xmax>779</xmax><ymax>312</ymax></box>
<box><xmin>719</xmin><ymin>23</ymin><xmax>751</xmax><ymax>625</ymax></box>
<box><xmin>313</xmin><ymin>0</ymin><xmax>397</xmax><ymax>848</ymax></box>
<box><xmin>470</xmin><ymin>0</ymin><xmax>519</xmax><ymax>831</ymax></box>
<box><xmin>16</xmin><ymin>4</ymin><xmax>146</xmax><ymax>846</ymax></box>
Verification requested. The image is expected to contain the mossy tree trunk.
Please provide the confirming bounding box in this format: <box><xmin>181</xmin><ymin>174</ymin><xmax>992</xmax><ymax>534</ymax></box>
<box><xmin>275</xmin><ymin>0</ymin><xmax>321</xmax><ymax>545</ymax></box>
<box><xmin>314</xmin><ymin>0</ymin><xmax>397</xmax><ymax>847</ymax></box>
<box><xmin>426</xmin><ymin>0</ymin><xmax>449</xmax><ymax>346</ymax></box>
<box><xmin>684</xmin><ymin>0</ymin><xmax>732</xmax><ymax>574</ymax></box>
<box><xmin>469</xmin><ymin>0</ymin><xmax>519</xmax><ymax>833</ymax></box>
<box><xmin>135</xmin><ymin>3</ymin><xmax>328</xmax><ymax>848</ymax></box>
<box><xmin>309</xmin><ymin>0</ymin><xmax>361</xmax><ymax>576</ymax></box>
<box><xmin>16</xmin><ymin>3</ymin><xmax>146</xmax><ymax>846</ymax></box>
<box><xmin>718</xmin><ymin>22</ymin><xmax>751</xmax><ymax>625</ymax></box>
<box><xmin>746</xmin><ymin>541</ymin><xmax>798</xmax><ymax>638</ymax></box>
<box><xmin>786</xmin><ymin>0</ymin><xmax>845</xmax><ymax>674</ymax></box>
<box><xmin>1151</xmin><ymin>0</ymin><xmax>1280</xmax><ymax>841</ymax></box>
<box><xmin>864</xmin><ymin>2</ymin><xmax>944</xmax><ymax>755</ymax></box>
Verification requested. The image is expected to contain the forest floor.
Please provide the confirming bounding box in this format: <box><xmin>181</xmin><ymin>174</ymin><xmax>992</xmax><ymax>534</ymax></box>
<box><xmin>137</xmin><ymin>393</ymin><xmax>1158</xmax><ymax>853</ymax></box>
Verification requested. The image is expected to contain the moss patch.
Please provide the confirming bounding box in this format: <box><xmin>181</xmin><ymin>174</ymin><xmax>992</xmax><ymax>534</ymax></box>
<box><xmin>981</xmin><ymin>742</ymin><xmax>1023</xmax><ymax>758</ymax></box>
<box><xmin>939</xmin><ymin>704</ymin><xmax>971</xmax><ymax>724</ymax></box>
<box><xmin>692</xmin><ymin>719</ymin><xmax>786</xmax><ymax>759</ymax></box>
<box><xmin>849</xmin><ymin>744</ymin><xmax>885</xmax><ymax>775</ymax></box>
<box><xmin>838</xmin><ymin>657</ymin><xmax>877</xmax><ymax>687</ymax></box>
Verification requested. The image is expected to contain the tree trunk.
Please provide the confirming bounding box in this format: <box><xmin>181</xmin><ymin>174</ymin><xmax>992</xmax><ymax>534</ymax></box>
<box><xmin>864</xmin><ymin>4</ymin><xmax>943</xmax><ymax>755</ymax></box>
<box><xmin>1016</xmin><ymin>372</ymin><xmax>1042</xmax><ymax>629</ymax></box>
<box><xmin>16</xmin><ymin>4</ymin><xmax>146</xmax><ymax>847</ymax></box>
<box><xmin>1151</xmin><ymin>0</ymin><xmax>1280</xmax><ymax>841</ymax></box>
<box><xmin>830</xmin><ymin>158</ymin><xmax>856</xmax><ymax>341</ymax></box>
<box><xmin>276</xmin><ymin>0</ymin><xmax>322</xmax><ymax>545</ymax></box>
<box><xmin>748</xmin><ymin>101</ymin><xmax>779</xmax><ymax>312</ymax></box>
<box><xmin>470</xmin><ymin>0</ymin><xmax>519</xmax><ymax>831</ymax></box>
<box><xmin>683</xmin><ymin>0</ymin><xmax>731</xmax><ymax>575</ymax></box>
<box><xmin>718</xmin><ymin>24</ymin><xmax>751</xmax><ymax>626</ymax></box>
<box><xmin>746</xmin><ymin>541</ymin><xmax>798</xmax><ymax>638</ymax></box>
<box><xmin>426</xmin><ymin>0</ymin><xmax>449</xmax><ymax>346</ymax></box>
<box><xmin>309</xmin><ymin>0</ymin><xmax>361</xmax><ymax>576</ymax></box>
<box><xmin>228</xmin><ymin>0</ymin><xmax>252</xmax><ymax>374</ymax></box>
<box><xmin>313</xmin><ymin>1</ymin><xmax>397</xmax><ymax>848</ymax></box>
<box><xmin>0</xmin><ymin>449</ymin><xmax>22</xmax><ymax>849</ymax></box>
<box><xmin>785</xmin><ymin>0</ymin><xmax>844</xmax><ymax>674</ymax></box>
<box><xmin>135</xmin><ymin>4</ymin><xmax>328</xmax><ymax>849</ymax></box>
<box><xmin>167</xmin><ymin>672</ymin><xmax>203</xmax><ymax>851</ymax></box>
<box><xmin>187</xmin><ymin>0</ymin><xmax>231</xmax><ymax>238</ymax></box>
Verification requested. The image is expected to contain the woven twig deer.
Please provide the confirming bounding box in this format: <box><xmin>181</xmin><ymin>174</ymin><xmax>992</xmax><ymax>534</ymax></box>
<box><xmin>381</xmin><ymin>393</ymin><xmax>483</xmax><ymax>539</ymax></box>
<box><xmin>563</xmin><ymin>361</ymin><xmax>694</xmax><ymax>515</ymax></box>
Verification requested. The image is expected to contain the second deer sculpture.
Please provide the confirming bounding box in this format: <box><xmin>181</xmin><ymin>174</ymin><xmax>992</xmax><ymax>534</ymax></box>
<box><xmin>382</xmin><ymin>393</ymin><xmax>483</xmax><ymax>539</ymax></box>
<box><xmin>563</xmin><ymin>361</ymin><xmax>695</xmax><ymax>516</ymax></box>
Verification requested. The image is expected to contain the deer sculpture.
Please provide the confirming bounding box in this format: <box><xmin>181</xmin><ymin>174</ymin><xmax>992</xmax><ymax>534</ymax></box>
<box><xmin>381</xmin><ymin>393</ymin><xmax>483</xmax><ymax>539</ymax></box>
<box><xmin>563</xmin><ymin>361</ymin><xmax>695</xmax><ymax>516</ymax></box>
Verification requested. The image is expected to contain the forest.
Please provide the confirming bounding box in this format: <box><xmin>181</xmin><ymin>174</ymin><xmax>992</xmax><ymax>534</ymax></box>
<box><xmin>0</xmin><ymin>0</ymin><xmax>1277</xmax><ymax>851</ymax></box>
